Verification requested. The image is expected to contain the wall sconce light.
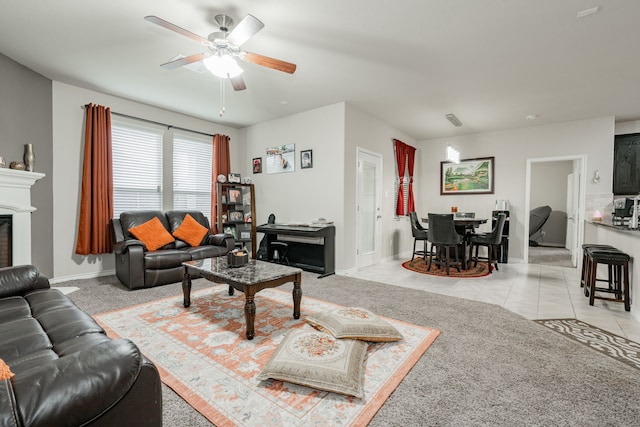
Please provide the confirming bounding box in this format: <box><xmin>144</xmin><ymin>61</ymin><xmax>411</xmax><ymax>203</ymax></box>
<box><xmin>592</xmin><ymin>170</ymin><xmax>601</xmax><ymax>183</ymax></box>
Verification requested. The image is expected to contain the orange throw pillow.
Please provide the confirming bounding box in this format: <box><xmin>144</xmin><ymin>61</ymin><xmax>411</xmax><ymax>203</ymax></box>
<box><xmin>172</xmin><ymin>214</ymin><xmax>209</xmax><ymax>247</ymax></box>
<box><xmin>128</xmin><ymin>217</ymin><xmax>175</xmax><ymax>251</ymax></box>
<box><xmin>0</xmin><ymin>358</ymin><xmax>14</xmax><ymax>380</ymax></box>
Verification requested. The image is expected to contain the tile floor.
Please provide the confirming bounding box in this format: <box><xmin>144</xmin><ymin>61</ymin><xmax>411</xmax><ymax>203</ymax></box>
<box><xmin>348</xmin><ymin>259</ymin><xmax>640</xmax><ymax>343</ymax></box>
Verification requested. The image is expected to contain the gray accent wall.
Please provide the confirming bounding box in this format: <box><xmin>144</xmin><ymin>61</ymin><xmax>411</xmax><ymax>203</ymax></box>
<box><xmin>0</xmin><ymin>53</ymin><xmax>53</xmax><ymax>276</ymax></box>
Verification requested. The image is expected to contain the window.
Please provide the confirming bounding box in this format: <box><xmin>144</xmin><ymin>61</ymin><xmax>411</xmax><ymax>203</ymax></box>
<box><xmin>112</xmin><ymin>120</ymin><xmax>163</xmax><ymax>217</ymax></box>
<box><xmin>173</xmin><ymin>132</ymin><xmax>213</xmax><ymax>219</ymax></box>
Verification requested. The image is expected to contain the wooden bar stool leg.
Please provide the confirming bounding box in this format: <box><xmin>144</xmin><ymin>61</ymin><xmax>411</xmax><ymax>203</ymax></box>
<box><xmin>624</xmin><ymin>261</ymin><xmax>631</xmax><ymax>312</ymax></box>
<box><xmin>580</xmin><ymin>250</ymin><xmax>588</xmax><ymax>288</ymax></box>
<box><xmin>588</xmin><ymin>256</ymin><xmax>597</xmax><ymax>305</ymax></box>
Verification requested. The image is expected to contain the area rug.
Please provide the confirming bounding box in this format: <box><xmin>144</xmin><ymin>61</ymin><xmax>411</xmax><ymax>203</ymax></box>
<box><xmin>402</xmin><ymin>258</ymin><xmax>490</xmax><ymax>277</ymax></box>
<box><xmin>535</xmin><ymin>318</ymin><xmax>640</xmax><ymax>370</ymax></box>
<box><xmin>95</xmin><ymin>285</ymin><xmax>440</xmax><ymax>427</ymax></box>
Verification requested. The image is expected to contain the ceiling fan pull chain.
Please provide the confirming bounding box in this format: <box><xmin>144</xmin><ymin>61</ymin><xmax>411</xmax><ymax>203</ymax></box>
<box><xmin>219</xmin><ymin>78</ymin><xmax>226</xmax><ymax>117</ymax></box>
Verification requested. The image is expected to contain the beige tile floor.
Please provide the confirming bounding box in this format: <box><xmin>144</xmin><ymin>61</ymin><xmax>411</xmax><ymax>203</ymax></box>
<box><xmin>347</xmin><ymin>259</ymin><xmax>640</xmax><ymax>343</ymax></box>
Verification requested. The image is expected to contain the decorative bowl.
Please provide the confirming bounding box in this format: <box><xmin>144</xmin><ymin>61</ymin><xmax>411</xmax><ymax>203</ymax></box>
<box><xmin>227</xmin><ymin>251</ymin><xmax>249</xmax><ymax>267</ymax></box>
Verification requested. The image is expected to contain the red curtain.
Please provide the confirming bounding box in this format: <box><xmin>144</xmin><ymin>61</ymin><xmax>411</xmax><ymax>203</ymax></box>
<box><xmin>394</xmin><ymin>139</ymin><xmax>417</xmax><ymax>216</ymax></box>
<box><xmin>406</xmin><ymin>144</ymin><xmax>417</xmax><ymax>213</ymax></box>
<box><xmin>75</xmin><ymin>104</ymin><xmax>113</xmax><ymax>255</ymax></box>
<box><xmin>211</xmin><ymin>134</ymin><xmax>231</xmax><ymax>233</ymax></box>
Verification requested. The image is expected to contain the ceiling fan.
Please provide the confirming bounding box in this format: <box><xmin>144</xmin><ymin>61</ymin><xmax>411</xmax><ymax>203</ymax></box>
<box><xmin>144</xmin><ymin>14</ymin><xmax>297</xmax><ymax>92</ymax></box>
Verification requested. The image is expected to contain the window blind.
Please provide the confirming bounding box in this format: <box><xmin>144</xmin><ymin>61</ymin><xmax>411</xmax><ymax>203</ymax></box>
<box><xmin>173</xmin><ymin>132</ymin><xmax>212</xmax><ymax>220</ymax></box>
<box><xmin>112</xmin><ymin>121</ymin><xmax>163</xmax><ymax>217</ymax></box>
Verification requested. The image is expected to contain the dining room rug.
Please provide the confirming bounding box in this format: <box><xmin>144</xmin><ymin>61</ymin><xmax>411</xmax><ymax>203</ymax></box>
<box><xmin>95</xmin><ymin>285</ymin><xmax>440</xmax><ymax>427</ymax></box>
<box><xmin>402</xmin><ymin>258</ymin><xmax>491</xmax><ymax>277</ymax></box>
<box><xmin>534</xmin><ymin>318</ymin><xmax>640</xmax><ymax>370</ymax></box>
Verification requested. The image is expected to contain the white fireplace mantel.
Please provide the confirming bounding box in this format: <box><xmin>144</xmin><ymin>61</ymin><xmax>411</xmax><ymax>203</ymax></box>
<box><xmin>0</xmin><ymin>167</ymin><xmax>45</xmax><ymax>265</ymax></box>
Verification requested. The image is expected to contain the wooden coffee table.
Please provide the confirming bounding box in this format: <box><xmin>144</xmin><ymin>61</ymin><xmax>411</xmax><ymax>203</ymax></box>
<box><xmin>182</xmin><ymin>258</ymin><xmax>302</xmax><ymax>340</ymax></box>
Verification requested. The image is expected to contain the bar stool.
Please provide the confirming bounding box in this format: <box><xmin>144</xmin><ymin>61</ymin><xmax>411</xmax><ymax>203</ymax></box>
<box><xmin>585</xmin><ymin>246</ymin><xmax>631</xmax><ymax>312</ymax></box>
<box><xmin>580</xmin><ymin>244</ymin><xmax>615</xmax><ymax>289</ymax></box>
<box><xmin>270</xmin><ymin>241</ymin><xmax>290</xmax><ymax>265</ymax></box>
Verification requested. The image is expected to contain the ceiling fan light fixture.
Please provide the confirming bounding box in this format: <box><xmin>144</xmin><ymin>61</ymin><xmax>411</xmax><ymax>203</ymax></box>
<box><xmin>204</xmin><ymin>54</ymin><xmax>243</xmax><ymax>78</ymax></box>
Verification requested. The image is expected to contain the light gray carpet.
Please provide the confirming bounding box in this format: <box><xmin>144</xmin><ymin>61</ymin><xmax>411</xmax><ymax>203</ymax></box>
<box><xmin>529</xmin><ymin>245</ymin><xmax>573</xmax><ymax>267</ymax></box>
<box><xmin>64</xmin><ymin>272</ymin><xmax>640</xmax><ymax>426</ymax></box>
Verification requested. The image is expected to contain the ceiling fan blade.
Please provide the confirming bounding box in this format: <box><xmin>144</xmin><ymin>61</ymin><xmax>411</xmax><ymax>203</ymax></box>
<box><xmin>230</xmin><ymin>75</ymin><xmax>247</xmax><ymax>91</ymax></box>
<box><xmin>239</xmin><ymin>52</ymin><xmax>297</xmax><ymax>74</ymax></box>
<box><xmin>160</xmin><ymin>53</ymin><xmax>211</xmax><ymax>70</ymax></box>
<box><xmin>144</xmin><ymin>15</ymin><xmax>209</xmax><ymax>46</ymax></box>
<box><xmin>226</xmin><ymin>14</ymin><xmax>264</xmax><ymax>47</ymax></box>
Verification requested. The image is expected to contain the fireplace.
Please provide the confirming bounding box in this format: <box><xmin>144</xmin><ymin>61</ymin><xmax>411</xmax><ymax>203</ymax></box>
<box><xmin>0</xmin><ymin>215</ymin><xmax>11</xmax><ymax>268</ymax></box>
<box><xmin>0</xmin><ymin>168</ymin><xmax>45</xmax><ymax>266</ymax></box>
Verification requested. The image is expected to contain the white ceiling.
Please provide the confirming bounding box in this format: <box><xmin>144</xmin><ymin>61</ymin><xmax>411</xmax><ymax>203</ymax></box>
<box><xmin>1</xmin><ymin>0</ymin><xmax>639</xmax><ymax>140</ymax></box>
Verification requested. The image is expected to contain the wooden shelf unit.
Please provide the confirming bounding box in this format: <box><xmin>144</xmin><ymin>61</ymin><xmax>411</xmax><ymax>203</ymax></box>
<box><xmin>216</xmin><ymin>183</ymin><xmax>256</xmax><ymax>258</ymax></box>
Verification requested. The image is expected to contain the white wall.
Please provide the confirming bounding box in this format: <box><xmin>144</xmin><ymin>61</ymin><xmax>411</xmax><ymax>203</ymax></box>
<box><xmin>243</xmin><ymin>103</ymin><xmax>346</xmax><ymax>268</ymax></box>
<box><xmin>418</xmin><ymin>116</ymin><xmax>615</xmax><ymax>262</ymax></box>
<box><xmin>531</xmin><ymin>161</ymin><xmax>572</xmax><ymax>210</ymax></box>
<box><xmin>52</xmin><ymin>82</ymin><xmax>242</xmax><ymax>281</ymax></box>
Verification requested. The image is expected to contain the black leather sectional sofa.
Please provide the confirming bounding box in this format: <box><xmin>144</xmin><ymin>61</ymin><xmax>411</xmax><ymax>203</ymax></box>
<box><xmin>0</xmin><ymin>265</ymin><xmax>162</xmax><ymax>426</ymax></box>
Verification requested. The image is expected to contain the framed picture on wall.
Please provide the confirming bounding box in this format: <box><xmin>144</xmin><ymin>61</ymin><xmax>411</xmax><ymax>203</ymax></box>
<box><xmin>301</xmin><ymin>150</ymin><xmax>313</xmax><ymax>169</ymax></box>
<box><xmin>440</xmin><ymin>156</ymin><xmax>495</xmax><ymax>195</ymax></box>
<box><xmin>253</xmin><ymin>157</ymin><xmax>262</xmax><ymax>174</ymax></box>
<box><xmin>266</xmin><ymin>144</ymin><xmax>295</xmax><ymax>174</ymax></box>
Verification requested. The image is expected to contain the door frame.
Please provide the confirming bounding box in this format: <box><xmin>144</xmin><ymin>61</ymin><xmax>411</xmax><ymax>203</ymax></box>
<box><xmin>356</xmin><ymin>147</ymin><xmax>383</xmax><ymax>269</ymax></box>
<box><xmin>524</xmin><ymin>154</ymin><xmax>586</xmax><ymax>267</ymax></box>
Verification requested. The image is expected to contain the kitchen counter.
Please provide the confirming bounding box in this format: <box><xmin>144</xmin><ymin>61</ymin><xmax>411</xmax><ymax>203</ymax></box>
<box><xmin>584</xmin><ymin>220</ymin><xmax>640</xmax><ymax>319</ymax></box>
<box><xmin>588</xmin><ymin>219</ymin><xmax>640</xmax><ymax>237</ymax></box>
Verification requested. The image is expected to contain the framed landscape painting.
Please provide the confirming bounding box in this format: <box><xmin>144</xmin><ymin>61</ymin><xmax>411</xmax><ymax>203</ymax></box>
<box><xmin>440</xmin><ymin>156</ymin><xmax>494</xmax><ymax>195</ymax></box>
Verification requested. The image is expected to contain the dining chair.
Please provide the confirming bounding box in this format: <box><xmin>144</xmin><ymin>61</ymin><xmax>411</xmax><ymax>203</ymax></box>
<box><xmin>409</xmin><ymin>212</ymin><xmax>428</xmax><ymax>261</ymax></box>
<box><xmin>467</xmin><ymin>213</ymin><xmax>507</xmax><ymax>273</ymax></box>
<box><xmin>427</xmin><ymin>213</ymin><xmax>464</xmax><ymax>275</ymax></box>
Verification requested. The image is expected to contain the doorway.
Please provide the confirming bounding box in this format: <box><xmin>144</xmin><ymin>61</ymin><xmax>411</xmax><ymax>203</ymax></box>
<box><xmin>524</xmin><ymin>155</ymin><xmax>586</xmax><ymax>267</ymax></box>
<box><xmin>356</xmin><ymin>148</ymin><xmax>382</xmax><ymax>269</ymax></box>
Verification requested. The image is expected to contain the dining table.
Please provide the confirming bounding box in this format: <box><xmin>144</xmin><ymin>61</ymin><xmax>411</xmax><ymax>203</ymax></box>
<box><xmin>421</xmin><ymin>216</ymin><xmax>488</xmax><ymax>269</ymax></box>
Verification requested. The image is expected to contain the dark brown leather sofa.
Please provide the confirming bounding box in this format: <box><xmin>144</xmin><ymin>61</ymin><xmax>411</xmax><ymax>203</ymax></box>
<box><xmin>111</xmin><ymin>210</ymin><xmax>234</xmax><ymax>289</ymax></box>
<box><xmin>0</xmin><ymin>265</ymin><xmax>162</xmax><ymax>427</ymax></box>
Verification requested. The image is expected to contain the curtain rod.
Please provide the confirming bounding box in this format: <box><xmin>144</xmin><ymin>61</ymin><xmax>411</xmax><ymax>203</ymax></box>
<box><xmin>83</xmin><ymin>104</ymin><xmax>216</xmax><ymax>138</ymax></box>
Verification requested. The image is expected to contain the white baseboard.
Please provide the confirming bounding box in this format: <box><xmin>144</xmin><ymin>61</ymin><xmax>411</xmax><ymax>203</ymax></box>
<box><xmin>49</xmin><ymin>269</ymin><xmax>116</xmax><ymax>284</ymax></box>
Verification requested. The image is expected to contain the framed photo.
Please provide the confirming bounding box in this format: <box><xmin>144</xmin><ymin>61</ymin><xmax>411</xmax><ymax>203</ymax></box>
<box><xmin>440</xmin><ymin>156</ymin><xmax>494</xmax><ymax>195</ymax></box>
<box><xmin>244</xmin><ymin>212</ymin><xmax>252</xmax><ymax>223</ymax></box>
<box><xmin>228</xmin><ymin>173</ymin><xmax>241</xmax><ymax>183</ymax></box>
<box><xmin>228</xmin><ymin>188</ymin><xmax>242</xmax><ymax>204</ymax></box>
<box><xmin>240</xmin><ymin>231</ymin><xmax>251</xmax><ymax>240</ymax></box>
<box><xmin>301</xmin><ymin>149</ymin><xmax>313</xmax><ymax>169</ymax></box>
<box><xmin>229</xmin><ymin>210</ymin><xmax>244</xmax><ymax>223</ymax></box>
<box><xmin>223</xmin><ymin>225</ymin><xmax>237</xmax><ymax>239</ymax></box>
<box><xmin>252</xmin><ymin>157</ymin><xmax>262</xmax><ymax>174</ymax></box>
<box><xmin>266</xmin><ymin>144</ymin><xmax>295</xmax><ymax>174</ymax></box>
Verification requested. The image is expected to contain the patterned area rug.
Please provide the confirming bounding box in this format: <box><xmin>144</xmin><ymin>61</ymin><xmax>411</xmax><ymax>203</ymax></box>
<box><xmin>402</xmin><ymin>258</ymin><xmax>491</xmax><ymax>277</ymax></box>
<box><xmin>95</xmin><ymin>286</ymin><xmax>440</xmax><ymax>426</ymax></box>
<box><xmin>535</xmin><ymin>318</ymin><xmax>640</xmax><ymax>370</ymax></box>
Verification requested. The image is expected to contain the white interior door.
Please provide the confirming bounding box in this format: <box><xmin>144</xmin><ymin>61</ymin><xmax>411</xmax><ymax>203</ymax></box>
<box><xmin>357</xmin><ymin>149</ymin><xmax>382</xmax><ymax>268</ymax></box>
<box><xmin>566</xmin><ymin>171</ymin><xmax>580</xmax><ymax>266</ymax></box>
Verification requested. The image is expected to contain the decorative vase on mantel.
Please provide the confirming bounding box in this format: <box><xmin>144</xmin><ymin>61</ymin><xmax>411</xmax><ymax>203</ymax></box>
<box><xmin>23</xmin><ymin>144</ymin><xmax>35</xmax><ymax>172</ymax></box>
